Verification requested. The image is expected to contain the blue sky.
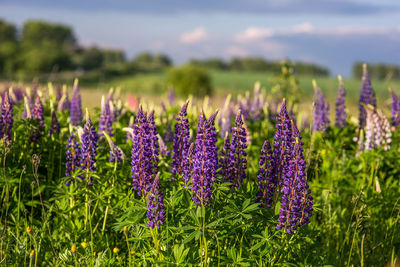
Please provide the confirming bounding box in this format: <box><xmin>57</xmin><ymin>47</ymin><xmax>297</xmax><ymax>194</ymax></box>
<box><xmin>1</xmin><ymin>0</ymin><xmax>399</xmax><ymax>76</ymax></box>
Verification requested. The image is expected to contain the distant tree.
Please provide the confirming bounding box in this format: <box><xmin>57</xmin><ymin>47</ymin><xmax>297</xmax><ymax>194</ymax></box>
<box><xmin>189</xmin><ymin>58</ymin><xmax>227</xmax><ymax>70</ymax></box>
<box><xmin>131</xmin><ymin>52</ymin><xmax>171</xmax><ymax>71</ymax></box>
<box><xmin>0</xmin><ymin>19</ymin><xmax>18</xmax><ymax>76</ymax></box>
<box><xmin>18</xmin><ymin>20</ymin><xmax>76</xmax><ymax>74</ymax></box>
<box><xmin>167</xmin><ymin>64</ymin><xmax>213</xmax><ymax>97</ymax></box>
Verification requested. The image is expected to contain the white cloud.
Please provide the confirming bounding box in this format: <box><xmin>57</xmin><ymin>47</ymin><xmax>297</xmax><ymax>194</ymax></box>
<box><xmin>225</xmin><ymin>46</ymin><xmax>248</xmax><ymax>57</ymax></box>
<box><xmin>179</xmin><ymin>27</ymin><xmax>208</xmax><ymax>44</ymax></box>
<box><xmin>234</xmin><ymin>27</ymin><xmax>274</xmax><ymax>43</ymax></box>
<box><xmin>281</xmin><ymin>22</ymin><xmax>314</xmax><ymax>35</ymax></box>
<box><xmin>259</xmin><ymin>40</ymin><xmax>287</xmax><ymax>56</ymax></box>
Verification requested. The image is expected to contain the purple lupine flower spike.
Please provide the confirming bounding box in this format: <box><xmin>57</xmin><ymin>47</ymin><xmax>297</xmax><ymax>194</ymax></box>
<box><xmin>99</xmin><ymin>96</ymin><xmax>113</xmax><ymax>137</ymax></box>
<box><xmin>271</xmin><ymin>99</ymin><xmax>293</xmax><ymax>204</ymax></box>
<box><xmin>146</xmin><ymin>173</ymin><xmax>166</xmax><ymax>229</ymax></box>
<box><xmin>172</xmin><ymin>101</ymin><xmax>190</xmax><ymax>178</ymax></box>
<box><xmin>164</xmin><ymin>122</ymin><xmax>173</xmax><ymax>143</ymax></box>
<box><xmin>148</xmin><ymin>110</ymin><xmax>160</xmax><ymax>173</ymax></box>
<box><xmin>0</xmin><ymin>91</ymin><xmax>13</xmax><ymax>141</ymax></box>
<box><xmin>80</xmin><ymin>109</ymin><xmax>98</xmax><ymax>185</ymax></box>
<box><xmin>257</xmin><ymin>140</ymin><xmax>275</xmax><ymax>207</ymax></box>
<box><xmin>70</xmin><ymin>79</ymin><xmax>83</xmax><ymax>126</ymax></box>
<box><xmin>103</xmin><ymin>131</ymin><xmax>125</xmax><ymax>163</ymax></box>
<box><xmin>359</xmin><ymin>64</ymin><xmax>376</xmax><ymax>128</ymax></box>
<box><xmin>168</xmin><ymin>87</ymin><xmax>176</xmax><ymax>106</ymax></box>
<box><xmin>65</xmin><ymin>128</ymin><xmax>80</xmax><ymax>186</ymax></box>
<box><xmin>131</xmin><ymin>106</ymin><xmax>154</xmax><ymax>196</ymax></box>
<box><xmin>312</xmin><ymin>80</ymin><xmax>330</xmax><ymax>132</ymax></box>
<box><xmin>277</xmin><ymin>121</ymin><xmax>313</xmax><ymax>233</ymax></box>
<box><xmin>389</xmin><ymin>88</ymin><xmax>400</xmax><ymax>128</ymax></box>
<box><xmin>218</xmin><ymin>132</ymin><xmax>231</xmax><ymax>180</ymax></box>
<box><xmin>49</xmin><ymin>108</ymin><xmax>60</xmax><ymax>136</ymax></box>
<box><xmin>335</xmin><ymin>75</ymin><xmax>346</xmax><ymax>129</ymax></box>
<box><xmin>158</xmin><ymin>135</ymin><xmax>170</xmax><ymax>157</ymax></box>
<box><xmin>32</xmin><ymin>95</ymin><xmax>44</xmax><ymax>127</ymax></box>
<box><xmin>182</xmin><ymin>142</ymin><xmax>195</xmax><ymax>184</ymax></box>
<box><xmin>227</xmin><ymin>110</ymin><xmax>248</xmax><ymax>188</ymax></box>
<box><xmin>191</xmin><ymin>110</ymin><xmax>218</xmax><ymax>206</ymax></box>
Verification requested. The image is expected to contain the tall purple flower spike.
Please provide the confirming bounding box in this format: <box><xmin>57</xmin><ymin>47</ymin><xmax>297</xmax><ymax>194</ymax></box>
<box><xmin>80</xmin><ymin>110</ymin><xmax>98</xmax><ymax>185</ymax></box>
<box><xmin>65</xmin><ymin>129</ymin><xmax>80</xmax><ymax>186</ymax></box>
<box><xmin>257</xmin><ymin>140</ymin><xmax>275</xmax><ymax>207</ymax></box>
<box><xmin>131</xmin><ymin>106</ymin><xmax>155</xmax><ymax>196</ymax></box>
<box><xmin>148</xmin><ymin>110</ymin><xmax>160</xmax><ymax>174</ymax></box>
<box><xmin>390</xmin><ymin>88</ymin><xmax>400</xmax><ymax>127</ymax></box>
<box><xmin>271</xmin><ymin>99</ymin><xmax>293</xmax><ymax>205</ymax></box>
<box><xmin>32</xmin><ymin>95</ymin><xmax>44</xmax><ymax>127</ymax></box>
<box><xmin>70</xmin><ymin>79</ymin><xmax>83</xmax><ymax>126</ymax></box>
<box><xmin>191</xmin><ymin>111</ymin><xmax>218</xmax><ymax>206</ymax></box>
<box><xmin>0</xmin><ymin>91</ymin><xmax>13</xmax><ymax>141</ymax></box>
<box><xmin>49</xmin><ymin>109</ymin><xmax>60</xmax><ymax>136</ymax></box>
<box><xmin>146</xmin><ymin>173</ymin><xmax>166</xmax><ymax>229</ymax></box>
<box><xmin>227</xmin><ymin>110</ymin><xmax>248</xmax><ymax>188</ymax></box>
<box><xmin>313</xmin><ymin>80</ymin><xmax>330</xmax><ymax>132</ymax></box>
<box><xmin>99</xmin><ymin>96</ymin><xmax>113</xmax><ymax>136</ymax></box>
<box><xmin>277</xmin><ymin>121</ymin><xmax>313</xmax><ymax>233</ymax></box>
<box><xmin>359</xmin><ymin>64</ymin><xmax>376</xmax><ymax>128</ymax></box>
<box><xmin>172</xmin><ymin>101</ymin><xmax>190</xmax><ymax>178</ymax></box>
<box><xmin>182</xmin><ymin>143</ymin><xmax>195</xmax><ymax>184</ymax></box>
<box><xmin>218</xmin><ymin>132</ymin><xmax>231</xmax><ymax>180</ymax></box>
<box><xmin>335</xmin><ymin>75</ymin><xmax>346</xmax><ymax>129</ymax></box>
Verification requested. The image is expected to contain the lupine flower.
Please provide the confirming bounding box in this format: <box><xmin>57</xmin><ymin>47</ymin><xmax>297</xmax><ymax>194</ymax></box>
<box><xmin>219</xmin><ymin>94</ymin><xmax>232</xmax><ymax>138</ymax></box>
<box><xmin>131</xmin><ymin>106</ymin><xmax>154</xmax><ymax>195</ymax></box>
<box><xmin>191</xmin><ymin>111</ymin><xmax>218</xmax><ymax>206</ymax></box>
<box><xmin>126</xmin><ymin>116</ymin><xmax>134</xmax><ymax>141</ymax></box>
<box><xmin>271</xmin><ymin>99</ymin><xmax>293</xmax><ymax>204</ymax></box>
<box><xmin>182</xmin><ymin>143</ymin><xmax>195</xmax><ymax>184</ymax></box>
<box><xmin>168</xmin><ymin>87</ymin><xmax>176</xmax><ymax>106</ymax></box>
<box><xmin>23</xmin><ymin>96</ymin><xmax>32</xmax><ymax>120</ymax></box>
<box><xmin>0</xmin><ymin>91</ymin><xmax>13</xmax><ymax>141</ymax></box>
<box><xmin>277</xmin><ymin>121</ymin><xmax>313</xmax><ymax>233</ymax></box>
<box><xmin>250</xmin><ymin>82</ymin><xmax>263</xmax><ymax>121</ymax></box>
<box><xmin>70</xmin><ymin>79</ymin><xmax>82</xmax><ymax>126</ymax></box>
<box><xmin>364</xmin><ymin>106</ymin><xmax>391</xmax><ymax>151</ymax></box>
<box><xmin>146</xmin><ymin>173</ymin><xmax>165</xmax><ymax>229</ymax></box>
<box><xmin>158</xmin><ymin>135</ymin><xmax>170</xmax><ymax>157</ymax></box>
<box><xmin>257</xmin><ymin>140</ymin><xmax>275</xmax><ymax>207</ymax></box>
<box><xmin>227</xmin><ymin>110</ymin><xmax>248</xmax><ymax>188</ymax></box>
<box><xmin>103</xmin><ymin>132</ymin><xmax>125</xmax><ymax>163</ymax></box>
<box><xmin>32</xmin><ymin>95</ymin><xmax>44</xmax><ymax>127</ymax></box>
<box><xmin>359</xmin><ymin>64</ymin><xmax>376</xmax><ymax>128</ymax></box>
<box><xmin>389</xmin><ymin>88</ymin><xmax>400</xmax><ymax>128</ymax></box>
<box><xmin>80</xmin><ymin>110</ymin><xmax>98</xmax><ymax>185</ymax></box>
<box><xmin>218</xmin><ymin>132</ymin><xmax>231</xmax><ymax>180</ymax></box>
<box><xmin>148</xmin><ymin>110</ymin><xmax>160</xmax><ymax>172</ymax></box>
<box><xmin>313</xmin><ymin>80</ymin><xmax>330</xmax><ymax>132</ymax></box>
<box><xmin>49</xmin><ymin>108</ymin><xmax>60</xmax><ymax>136</ymax></box>
<box><xmin>65</xmin><ymin>129</ymin><xmax>80</xmax><ymax>186</ymax></box>
<box><xmin>172</xmin><ymin>101</ymin><xmax>190</xmax><ymax>178</ymax></box>
<box><xmin>164</xmin><ymin>122</ymin><xmax>173</xmax><ymax>143</ymax></box>
<box><xmin>335</xmin><ymin>75</ymin><xmax>346</xmax><ymax>129</ymax></box>
<box><xmin>99</xmin><ymin>96</ymin><xmax>113</xmax><ymax>136</ymax></box>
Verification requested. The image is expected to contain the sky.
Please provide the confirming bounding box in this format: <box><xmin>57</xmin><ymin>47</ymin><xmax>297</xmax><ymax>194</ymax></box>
<box><xmin>1</xmin><ymin>0</ymin><xmax>400</xmax><ymax>76</ymax></box>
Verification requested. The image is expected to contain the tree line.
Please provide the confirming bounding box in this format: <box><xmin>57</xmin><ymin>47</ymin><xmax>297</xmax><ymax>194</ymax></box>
<box><xmin>353</xmin><ymin>62</ymin><xmax>400</xmax><ymax>80</ymax></box>
<box><xmin>0</xmin><ymin>19</ymin><xmax>172</xmax><ymax>80</ymax></box>
<box><xmin>189</xmin><ymin>57</ymin><xmax>331</xmax><ymax>76</ymax></box>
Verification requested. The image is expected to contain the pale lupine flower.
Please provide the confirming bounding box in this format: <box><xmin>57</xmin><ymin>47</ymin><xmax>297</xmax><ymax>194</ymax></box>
<box><xmin>364</xmin><ymin>106</ymin><xmax>391</xmax><ymax>151</ymax></box>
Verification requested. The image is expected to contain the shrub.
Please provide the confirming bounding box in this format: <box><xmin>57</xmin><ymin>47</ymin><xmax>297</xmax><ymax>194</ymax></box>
<box><xmin>166</xmin><ymin>64</ymin><xmax>213</xmax><ymax>97</ymax></box>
